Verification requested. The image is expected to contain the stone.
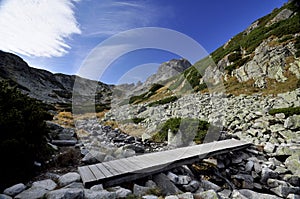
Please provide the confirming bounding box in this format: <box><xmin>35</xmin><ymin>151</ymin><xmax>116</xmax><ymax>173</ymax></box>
<box><xmin>194</xmin><ymin>190</ymin><xmax>219</xmax><ymax>199</ymax></box>
<box><xmin>261</xmin><ymin>167</ymin><xmax>279</xmax><ymax>184</ymax></box>
<box><xmin>145</xmin><ymin>180</ymin><xmax>157</xmax><ymax>188</ymax></box>
<box><xmin>114</xmin><ymin>187</ymin><xmax>132</xmax><ymax>198</ymax></box>
<box><xmin>64</xmin><ymin>182</ymin><xmax>84</xmax><ymax>189</ymax></box>
<box><xmin>58</xmin><ymin>172</ymin><xmax>81</xmax><ymax>187</ymax></box>
<box><xmin>183</xmin><ymin>180</ymin><xmax>200</xmax><ymax>192</ymax></box>
<box><xmin>165</xmin><ymin>196</ymin><xmax>179</xmax><ymax>199</ymax></box>
<box><xmin>3</xmin><ymin>183</ymin><xmax>26</xmax><ymax>197</ymax></box>
<box><xmin>176</xmin><ymin>192</ymin><xmax>193</xmax><ymax>199</ymax></box>
<box><xmin>200</xmin><ymin>180</ymin><xmax>221</xmax><ymax>191</ymax></box>
<box><xmin>245</xmin><ymin>160</ymin><xmax>254</xmax><ymax>172</ymax></box>
<box><xmin>218</xmin><ymin>189</ymin><xmax>232</xmax><ymax>198</ymax></box>
<box><xmin>283</xmin><ymin>175</ymin><xmax>300</xmax><ymax>186</ymax></box>
<box><xmin>267</xmin><ymin>179</ymin><xmax>288</xmax><ymax>188</ymax></box>
<box><xmin>32</xmin><ymin>179</ymin><xmax>57</xmax><ymax>191</ymax></box>
<box><xmin>14</xmin><ymin>187</ymin><xmax>48</xmax><ymax>199</ymax></box>
<box><xmin>285</xmin><ymin>154</ymin><xmax>300</xmax><ymax>176</ymax></box>
<box><xmin>103</xmin><ymin>155</ymin><xmax>116</xmax><ymax>162</ymax></box>
<box><xmin>45</xmin><ymin>188</ymin><xmax>84</xmax><ymax>199</ymax></box>
<box><xmin>232</xmin><ymin>174</ymin><xmax>254</xmax><ymax>189</ymax></box>
<box><xmin>90</xmin><ymin>184</ymin><xmax>104</xmax><ymax>191</ymax></box>
<box><xmin>231</xmin><ymin>190</ymin><xmax>248</xmax><ymax>199</ymax></box>
<box><xmin>177</xmin><ymin>175</ymin><xmax>191</xmax><ymax>185</ymax></box>
<box><xmin>142</xmin><ymin>195</ymin><xmax>158</xmax><ymax>199</ymax></box>
<box><xmin>133</xmin><ymin>184</ymin><xmax>151</xmax><ymax>197</ymax></box>
<box><xmin>81</xmin><ymin>151</ymin><xmax>106</xmax><ymax>164</ymax></box>
<box><xmin>167</xmin><ymin>172</ymin><xmax>178</xmax><ymax>183</ymax></box>
<box><xmin>270</xmin><ymin>185</ymin><xmax>300</xmax><ymax>198</ymax></box>
<box><xmin>153</xmin><ymin>173</ymin><xmax>181</xmax><ymax>196</ymax></box>
<box><xmin>238</xmin><ymin>189</ymin><xmax>280</xmax><ymax>199</ymax></box>
<box><xmin>84</xmin><ymin>189</ymin><xmax>116</xmax><ymax>199</ymax></box>
<box><xmin>0</xmin><ymin>194</ymin><xmax>12</xmax><ymax>199</ymax></box>
<box><xmin>287</xmin><ymin>194</ymin><xmax>300</xmax><ymax>199</ymax></box>
<box><xmin>264</xmin><ymin>142</ymin><xmax>276</xmax><ymax>153</ymax></box>
<box><xmin>285</xmin><ymin>115</ymin><xmax>300</xmax><ymax>130</ymax></box>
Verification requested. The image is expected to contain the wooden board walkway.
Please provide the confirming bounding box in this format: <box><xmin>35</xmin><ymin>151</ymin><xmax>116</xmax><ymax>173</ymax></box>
<box><xmin>78</xmin><ymin>139</ymin><xmax>251</xmax><ymax>187</ymax></box>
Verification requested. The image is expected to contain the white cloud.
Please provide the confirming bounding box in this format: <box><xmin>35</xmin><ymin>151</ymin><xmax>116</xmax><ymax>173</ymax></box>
<box><xmin>82</xmin><ymin>0</ymin><xmax>173</xmax><ymax>37</ymax></box>
<box><xmin>0</xmin><ymin>0</ymin><xmax>81</xmax><ymax>57</ymax></box>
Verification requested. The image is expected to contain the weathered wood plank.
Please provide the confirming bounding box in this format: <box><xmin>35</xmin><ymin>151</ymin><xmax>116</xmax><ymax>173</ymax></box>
<box><xmin>78</xmin><ymin>166</ymin><xmax>96</xmax><ymax>185</ymax></box>
<box><xmin>89</xmin><ymin>164</ymin><xmax>105</xmax><ymax>181</ymax></box>
<box><xmin>95</xmin><ymin>163</ymin><xmax>114</xmax><ymax>178</ymax></box>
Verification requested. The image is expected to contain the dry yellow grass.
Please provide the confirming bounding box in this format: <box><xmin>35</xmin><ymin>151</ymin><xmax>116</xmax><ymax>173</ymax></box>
<box><xmin>53</xmin><ymin>111</ymin><xmax>74</xmax><ymax>128</ymax></box>
<box><xmin>118</xmin><ymin>123</ymin><xmax>146</xmax><ymax>137</ymax></box>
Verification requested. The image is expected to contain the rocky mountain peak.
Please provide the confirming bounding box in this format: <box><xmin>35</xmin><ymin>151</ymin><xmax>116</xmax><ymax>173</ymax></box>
<box><xmin>144</xmin><ymin>58</ymin><xmax>191</xmax><ymax>86</ymax></box>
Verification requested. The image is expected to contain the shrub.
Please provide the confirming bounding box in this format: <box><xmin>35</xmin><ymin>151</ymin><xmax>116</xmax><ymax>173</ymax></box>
<box><xmin>0</xmin><ymin>81</ymin><xmax>53</xmax><ymax>189</ymax></box>
<box><xmin>152</xmin><ymin>118</ymin><xmax>209</xmax><ymax>144</ymax></box>
<box><xmin>148</xmin><ymin>96</ymin><xmax>178</xmax><ymax>107</ymax></box>
<box><xmin>269</xmin><ymin>106</ymin><xmax>300</xmax><ymax>117</ymax></box>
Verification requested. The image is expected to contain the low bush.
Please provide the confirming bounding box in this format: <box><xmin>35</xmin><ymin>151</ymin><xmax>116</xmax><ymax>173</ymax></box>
<box><xmin>0</xmin><ymin>81</ymin><xmax>53</xmax><ymax>189</ymax></box>
<box><xmin>269</xmin><ymin>106</ymin><xmax>300</xmax><ymax>117</ymax></box>
<box><xmin>148</xmin><ymin>96</ymin><xmax>178</xmax><ymax>107</ymax></box>
<box><xmin>152</xmin><ymin>118</ymin><xmax>209</xmax><ymax>144</ymax></box>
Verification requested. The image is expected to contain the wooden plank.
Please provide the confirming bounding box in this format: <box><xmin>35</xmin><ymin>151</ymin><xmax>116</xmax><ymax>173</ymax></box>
<box><xmin>78</xmin><ymin>166</ymin><xmax>96</xmax><ymax>184</ymax></box>
<box><xmin>101</xmin><ymin>162</ymin><xmax>120</xmax><ymax>176</ymax></box>
<box><xmin>117</xmin><ymin>158</ymin><xmax>142</xmax><ymax>171</ymax></box>
<box><xmin>96</xmin><ymin>163</ymin><xmax>114</xmax><ymax>178</ymax></box>
<box><xmin>89</xmin><ymin>164</ymin><xmax>105</xmax><ymax>180</ymax></box>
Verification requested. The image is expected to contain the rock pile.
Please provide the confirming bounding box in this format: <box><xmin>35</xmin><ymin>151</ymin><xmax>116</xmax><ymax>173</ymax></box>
<box><xmin>2</xmin><ymin>144</ymin><xmax>299</xmax><ymax>199</ymax></box>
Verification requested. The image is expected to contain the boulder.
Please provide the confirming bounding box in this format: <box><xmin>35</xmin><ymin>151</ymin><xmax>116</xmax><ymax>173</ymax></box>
<box><xmin>194</xmin><ymin>190</ymin><xmax>219</xmax><ymax>199</ymax></box>
<box><xmin>142</xmin><ymin>195</ymin><xmax>158</xmax><ymax>199</ymax></box>
<box><xmin>183</xmin><ymin>180</ymin><xmax>200</xmax><ymax>192</ymax></box>
<box><xmin>261</xmin><ymin>167</ymin><xmax>279</xmax><ymax>184</ymax></box>
<box><xmin>270</xmin><ymin>185</ymin><xmax>300</xmax><ymax>198</ymax></box>
<box><xmin>285</xmin><ymin>154</ymin><xmax>300</xmax><ymax>176</ymax></box>
<box><xmin>45</xmin><ymin>188</ymin><xmax>84</xmax><ymax>199</ymax></box>
<box><xmin>14</xmin><ymin>187</ymin><xmax>48</xmax><ymax>199</ymax></box>
<box><xmin>133</xmin><ymin>184</ymin><xmax>151</xmax><ymax>197</ymax></box>
<box><xmin>285</xmin><ymin>115</ymin><xmax>300</xmax><ymax>130</ymax></box>
<box><xmin>90</xmin><ymin>184</ymin><xmax>104</xmax><ymax>191</ymax></box>
<box><xmin>153</xmin><ymin>173</ymin><xmax>181</xmax><ymax>196</ymax></box>
<box><xmin>3</xmin><ymin>183</ymin><xmax>26</xmax><ymax>197</ymax></box>
<box><xmin>0</xmin><ymin>194</ymin><xmax>12</xmax><ymax>199</ymax></box>
<box><xmin>200</xmin><ymin>180</ymin><xmax>221</xmax><ymax>191</ymax></box>
<box><xmin>58</xmin><ymin>172</ymin><xmax>81</xmax><ymax>187</ymax></box>
<box><xmin>84</xmin><ymin>189</ymin><xmax>116</xmax><ymax>199</ymax></box>
<box><xmin>32</xmin><ymin>179</ymin><xmax>57</xmax><ymax>191</ymax></box>
<box><xmin>238</xmin><ymin>189</ymin><xmax>280</xmax><ymax>199</ymax></box>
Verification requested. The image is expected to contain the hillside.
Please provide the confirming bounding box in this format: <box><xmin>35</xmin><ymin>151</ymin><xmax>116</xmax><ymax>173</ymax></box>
<box><xmin>0</xmin><ymin>50</ymin><xmax>112</xmax><ymax>111</ymax></box>
<box><xmin>154</xmin><ymin>0</ymin><xmax>300</xmax><ymax>97</ymax></box>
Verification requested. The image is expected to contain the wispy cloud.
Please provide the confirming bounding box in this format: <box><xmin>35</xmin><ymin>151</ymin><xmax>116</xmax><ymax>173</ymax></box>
<box><xmin>0</xmin><ymin>0</ymin><xmax>81</xmax><ymax>57</ymax></box>
<box><xmin>82</xmin><ymin>0</ymin><xmax>173</xmax><ymax>37</ymax></box>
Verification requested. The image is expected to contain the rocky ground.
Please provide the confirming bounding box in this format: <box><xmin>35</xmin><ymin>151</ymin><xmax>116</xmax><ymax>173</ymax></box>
<box><xmin>1</xmin><ymin>89</ymin><xmax>300</xmax><ymax>199</ymax></box>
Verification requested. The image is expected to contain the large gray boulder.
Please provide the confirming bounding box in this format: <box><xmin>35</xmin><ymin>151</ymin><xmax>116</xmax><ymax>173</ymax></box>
<box><xmin>58</xmin><ymin>172</ymin><xmax>81</xmax><ymax>187</ymax></box>
<box><xmin>14</xmin><ymin>187</ymin><xmax>48</xmax><ymax>199</ymax></box>
<box><xmin>45</xmin><ymin>188</ymin><xmax>84</xmax><ymax>199</ymax></box>
<box><xmin>32</xmin><ymin>179</ymin><xmax>57</xmax><ymax>191</ymax></box>
<box><xmin>3</xmin><ymin>183</ymin><xmax>26</xmax><ymax>197</ymax></box>
<box><xmin>153</xmin><ymin>173</ymin><xmax>181</xmax><ymax>196</ymax></box>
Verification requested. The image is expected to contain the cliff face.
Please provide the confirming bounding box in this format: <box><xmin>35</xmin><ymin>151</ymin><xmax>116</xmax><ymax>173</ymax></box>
<box><xmin>164</xmin><ymin>1</ymin><xmax>300</xmax><ymax>95</ymax></box>
<box><xmin>144</xmin><ymin>58</ymin><xmax>191</xmax><ymax>86</ymax></box>
<box><xmin>0</xmin><ymin>50</ymin><xmax>112</xmax><ymax>108</ymax></box>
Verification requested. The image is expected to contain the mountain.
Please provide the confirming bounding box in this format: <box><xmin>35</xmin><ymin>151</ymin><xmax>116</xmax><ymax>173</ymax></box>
<box><xmin>0</xmin><ymin>50</ymin><xmax>112</xmax><ymax>111</ymax></box>
<box><xmin>154</xmin><ymin>0</ymin><xmax>300</xmax><ymax>96</ymax></box>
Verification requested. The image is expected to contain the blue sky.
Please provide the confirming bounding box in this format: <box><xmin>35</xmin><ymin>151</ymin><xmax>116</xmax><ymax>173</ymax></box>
<box><xmin>0</xmin><ymin>0</ymin><xmax>287</xmax><ymax>84</ymax></box>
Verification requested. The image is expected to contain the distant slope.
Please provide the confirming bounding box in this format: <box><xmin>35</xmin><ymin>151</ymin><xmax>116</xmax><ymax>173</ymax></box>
<box><xmin>158</xmin><ymin>0</ymin><xmax>300</xmax><ymax>96</ymax></box>
<box><xmin>0</xmin><ymin>50</ymin><xmax>112</xmax><ymax>111</ymax></box>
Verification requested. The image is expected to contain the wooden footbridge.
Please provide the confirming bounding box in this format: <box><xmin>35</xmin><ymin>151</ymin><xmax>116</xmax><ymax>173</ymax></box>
<box><xmin>78</xmin><ymin>139</ymin><xmax>251</xmax><ymax>188</ymax></box>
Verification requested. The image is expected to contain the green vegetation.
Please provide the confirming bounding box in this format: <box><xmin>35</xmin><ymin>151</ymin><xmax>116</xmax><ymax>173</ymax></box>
<box><xmin>148</xmin><ymin>96</ymin><xmax>178</xmax><ymax>107</ymax></box>
<box><xmin>0</xmin><ymin>81</ymin><xmax>53</xmax><ymax>189</ymax></box>
<box><xmin>152</xmin><ymin>118</ymin><xmax>209</xmax><ymax>144</ymax></box>
<box><xmin>211</xmin><ymin>1</ymin><xmax>300</xmax><ymax>64</ymax></box>
<box><xmin>269</xmin><ymin>107</ymin><xmax>300</xmax><ymax>117</ymax></box>
<box><xmin>129</xmin><ymin>83</ymin><xmax>164</xmax><ymax>104</ymax></box>
<box><xmin>168</xmin><ymin>56</ymin><xmax>212</xmax><ymax>93</ymax></box>
<box><xmin>121</xmin><ymin>117</ymin><xmax>145</xmax><ymax>124</ymax></box>
<box><xmin>295</xmin><ymin>36</ymin><xmax>300</xmax><ymax>57</ymax></box>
